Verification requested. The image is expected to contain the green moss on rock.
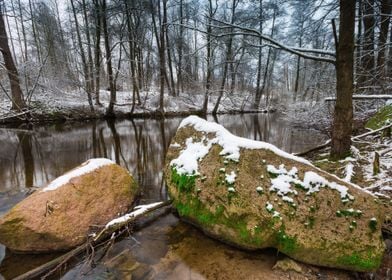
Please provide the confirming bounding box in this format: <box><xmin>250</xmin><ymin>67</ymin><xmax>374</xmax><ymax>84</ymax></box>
<box><xmin>171</xmin><ymin>167</ymin><xmax>197</xmax><ymax>193</ymax></box>
<box><xmin>276</xmin><ymin>228</ymin><xmax>298</xmax><ymax>254</ymax></box>
<box><xmin>366</xmin><ymin>104</ymin><xmax>392</xmax><ymax>130</ymax></box>
<box><xmin>337</xmin><ymin>251</ymin><xmax>382</xmax><ymax>271</ymax></box>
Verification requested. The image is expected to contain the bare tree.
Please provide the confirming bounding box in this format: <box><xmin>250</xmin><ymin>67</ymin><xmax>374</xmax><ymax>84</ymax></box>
<box><xmin>101</xmin><ymin>0</ymin><xmax>116</xmax><ymax>116</ymax></box>
<box><xmin>212</xmin><ymin>0</ymin><xmax>238</xmax><ymax>115</ymax></box>
<box><xmin>0</xmin><ymin>1</ymin><xmax>26</xmax><ymax>111</ymax></box>
<box><xmin>376</xmin><ymin>0</ymin><xmax>391</xmax><ymax>76</ymax></box>
<box><xmin>70</xmin><ymin>0</ymin><xmax>94</xmax><ymax>111</ymax></box>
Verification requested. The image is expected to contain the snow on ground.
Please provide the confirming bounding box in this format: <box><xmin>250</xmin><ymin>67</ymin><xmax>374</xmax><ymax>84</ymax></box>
<box><xmin>0</xmin><ymin>87</ymin><xmax>259</xmax><ymax>119</ymax></box>
<box><xmin>42</xmin><ymin>158</ymin><xmax>114</xmax><ymax>191</ymax></box>
<box><xmin>361</xmin><ymin>136</ymin><xmax>392</xmax><ymax>199</ymax></box>
<box><xmin>311</xmin><ymin>136</ymin><xmax>392</xmax><ymax>201</ymax></box>
<box><xmin>343</xmin><ymin>163</ymin><xmax>355</xmax><ymax>183</ymax></box>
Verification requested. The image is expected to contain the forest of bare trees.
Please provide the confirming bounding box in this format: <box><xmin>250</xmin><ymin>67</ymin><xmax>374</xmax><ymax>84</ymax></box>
<box><xmin>0</xmin><ymin>0</ymin><xmax>392</xmax><ymax>158</ymax></box>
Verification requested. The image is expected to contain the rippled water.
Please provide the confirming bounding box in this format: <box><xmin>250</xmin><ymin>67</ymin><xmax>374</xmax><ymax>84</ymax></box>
<box><xmin>0</xmin><ymin>113</ymin><xmax>330</xmax><ymax>279</ymax></box>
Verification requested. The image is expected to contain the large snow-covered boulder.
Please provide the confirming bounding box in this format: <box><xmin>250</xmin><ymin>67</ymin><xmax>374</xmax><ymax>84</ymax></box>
<box><xmin>0</xmin><ymin>159</ymin><xmax>138</xmax><ymax>253</ymax></box>
<box><xmin>165</xmin><ymin>116</ymin><xmax>385</xmax><ymax>272</ymax></box>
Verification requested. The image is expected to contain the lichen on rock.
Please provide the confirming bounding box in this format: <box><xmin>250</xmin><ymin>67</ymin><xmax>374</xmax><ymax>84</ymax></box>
<box><xmin>165</xmin><ymin>116</ymin><xmax>385</xmax><ymax>272</ymax></box>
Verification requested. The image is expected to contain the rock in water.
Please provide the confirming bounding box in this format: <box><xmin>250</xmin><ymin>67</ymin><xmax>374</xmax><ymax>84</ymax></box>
<box><xmin>0</xmin><ymin>158</ymin><xmax>138</xmax><ymax>253</ymax></box>
<box><xmin>165</xmin><ymin>116</ymin><xmax>385</xmax><ymax>272</ymax></box>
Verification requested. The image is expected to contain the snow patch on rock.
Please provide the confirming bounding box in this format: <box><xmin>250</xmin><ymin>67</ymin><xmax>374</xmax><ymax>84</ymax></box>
<box><xmin>42</xmin><ymin>158</ymin><xmax>115</xmax><ymax>192</ymax></box>
<box><xmin>170</xmin><ymin>137</ymin><xmax>212</xmax><ymax>175</ymax></box>
<box><xmin>225</xmin><ymin>171</ymin><xmax>237</xmax><ymax>184</ymax></box>
<box><xmin>178</xmin><ymin>116</ymin><xmax>311</xmax><ymax>164</ymax></box>
<box><xmin>267</xmin><ymin>164</ymin><xmax>353</xmax><ymax>201</ymax></box>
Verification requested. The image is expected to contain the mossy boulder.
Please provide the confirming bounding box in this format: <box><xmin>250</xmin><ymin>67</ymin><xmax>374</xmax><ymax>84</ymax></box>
<box><xmin>366</xmin><ymin>104</ymin><xmax>392</xmax><ymax>130</ymax></box>
<box><xmin>0</xmin><ymin>159</ymin><xmax>138</xmax><ymax>253</ymax></box>
<box><xmin>165</xmin><ymin>116</ymin><xmax>385</xmax><ymax>272</ymax></box>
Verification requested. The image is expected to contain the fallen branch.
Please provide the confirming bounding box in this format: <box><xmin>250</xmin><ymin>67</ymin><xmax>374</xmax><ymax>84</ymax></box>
<box><xmin>325</xmin><ymin>94</ymin><xmax>392</xmax><ymax>101</ymax></box>
<box><xmin>93</xmin><ymin>201</ymin><xmax>171</xmax><ymax>242</ymax></box>
<box><xmin>14</xmin><ymin>200</ymin><xmax>172</xmax><ymax>280</ymax></box>
<box><xmin>295</xmin><ymin>123</ymin><xmax>392</xmax><ymax>157</ymax></box>
<box><xmin>0</xmin><ymin>110</ymin><xmax>31</xmax><ymax>122</ymax></box>
<box><xmin>294</xmin><ymin>140</ymin><xmax>331</xmax><ymax>156</ymax></box>
<box><xmin>352</xmin><ymin>123</ymin><xmax>392</xmax><ymax>140</ymax></box>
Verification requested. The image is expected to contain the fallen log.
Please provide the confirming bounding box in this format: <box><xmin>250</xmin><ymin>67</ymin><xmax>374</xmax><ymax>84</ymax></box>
<box><xmin>13</xmin><ymin>200</ymin><xmax>172</xmax><ymax>280</ymax></box>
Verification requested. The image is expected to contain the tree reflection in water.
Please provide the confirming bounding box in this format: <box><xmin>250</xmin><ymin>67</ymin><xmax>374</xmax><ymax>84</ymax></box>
<box><xmin>0</xmin><ymin>114</ymin><xmax>326</xmax><ymax>204</ymax></box>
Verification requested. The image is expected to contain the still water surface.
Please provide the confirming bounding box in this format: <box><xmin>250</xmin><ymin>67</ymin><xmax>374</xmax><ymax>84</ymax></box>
<box><xmin>0</xmin><ymin>113</ymin><xmax>330</xmax><ymax>279</ymax></box>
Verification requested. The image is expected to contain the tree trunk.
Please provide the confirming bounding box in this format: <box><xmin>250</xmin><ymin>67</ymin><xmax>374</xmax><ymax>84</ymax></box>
<box><xmin>203</xmin><ymin>0</ymin><xmax>215</xmax><ymax>115</ymax></box>
<box><xmin>124</xmin><ymin>0</ymin><xmax>140</xmax><ymax>108</ymax></box>
<box><xmin>359</xmin><ymin>0</ymin><xmax>375</xmax><ymax>87</ymax></box>
<box><xmin>158</xmin><ymin>0</ymin><xmax>167</xmax><ymax>112</ymax></box>
<box><xmin>212</xmin><ymin>0</ymin><xmax>237</xmax><ymax>115</ymax></box>
<box><xmin>17</xmin><ymin>0</ymin><xmax>28</xmax><ymax>62</ymax></box>
<box><xmin>261</xmin><ymin>7</ymin><xmax>276</xmax><ymax>107</ymax></box>
<box><xmin>376</xmin><ymin>0</ymin><xmax>391</xmax><ymax>75</ymax></box>
<box><xmin>177</xmin><ymin>0</ymin><xmax>184</xmax><ymax>94</ymax></box>
<box><xmin>102</xmin><ymin>0</ymin><xmax>116</xmax><ymax>116</ymax></box>
<box><xmin>165</xmin><ymin>26</ymin><xmax>176</xmax><ymax>96</ymax></box>
<box><xmin>70</xmin><ymin>0</ymin><xmax>94</xmax><ymax>112</ymax></box>
<box><xmin>93</xmin><ymin>0</ymin><xmax>102</xmax><ymax>105</ymax></box>
<box><xmin>389</xmin><ymin>19</ymin><xmax>392</xmax><ymax>77</ymax></box>
<box><xmin>28</xmin><ymin>0</ymin><xmax>41</xmax><ymax>63</ymax></box>
<box><xmin>253</xmin><ymin>0</ymin><xmax>263</xmax><ymax>109</ymax></box>
<box><xmin>82</xmin><ymin>0</ymin><xmax>95</xmax><ymax>102</ymax></box>
<box><xmin>330</xmin><ymin>0</ymin><xmax>355</xmax><ymax>159</ymax></box>
<box><xmin>0</xmin><ymin>5</ymin><xmax>26</xmax><ymax>111</ymax></box>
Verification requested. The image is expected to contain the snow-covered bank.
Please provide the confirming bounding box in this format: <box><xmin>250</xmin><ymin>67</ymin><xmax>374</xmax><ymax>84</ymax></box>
<box><xmin>0</xmin><ymin>88</ymin><xmax>270</xmax><ymax>125</ymax></box>
<box><xmin>279</xmin><ymin>99</ymin><xmax>390</xmax><ymax>133</ymax></box>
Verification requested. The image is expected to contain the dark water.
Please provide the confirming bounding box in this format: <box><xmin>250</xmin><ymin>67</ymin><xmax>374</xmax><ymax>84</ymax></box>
<box><xmin>0</xmin><ymin>113</ymin><xmax>328</xmax><ymax>279</ymax></box>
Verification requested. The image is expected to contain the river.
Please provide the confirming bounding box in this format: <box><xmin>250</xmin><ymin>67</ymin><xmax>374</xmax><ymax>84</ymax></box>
<box><xmin>0</xmin><ymin>113</ymin><xmax>348</xmax><ymax>279</ymax></box>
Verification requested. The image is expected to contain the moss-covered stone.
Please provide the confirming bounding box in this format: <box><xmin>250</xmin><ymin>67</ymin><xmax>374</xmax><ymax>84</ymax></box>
<box><xmin>165</xmin><ymin>116</ymin><xmax>386</xmax><ymax>272</ymax></box>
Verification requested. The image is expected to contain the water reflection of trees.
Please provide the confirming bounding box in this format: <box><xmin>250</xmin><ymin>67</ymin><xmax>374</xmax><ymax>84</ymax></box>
<box><xmin>0</xmin><ymin>114</ymin><xmax>326</xmax><ymax>197</ymax></box>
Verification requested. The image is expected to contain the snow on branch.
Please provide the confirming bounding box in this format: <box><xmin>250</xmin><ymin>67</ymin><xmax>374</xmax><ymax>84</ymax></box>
<box><xmin>245</xmin><ymin>41</ymin><xmax>336</xmax><ymax>57</ymax></box>
<box><xmin>325</xmin><ymin>94</ymin><xmax>392</xmax><ymax>101</ymax></box>
<box><xmin>93</xmin><ymin>201</ymin><xmax>171</xmax><ymax>242</ymax></box>
<box><xmin>208</xmin><ymin>18</ymin><xmax>336</xmax><ymax>64</ymax></box>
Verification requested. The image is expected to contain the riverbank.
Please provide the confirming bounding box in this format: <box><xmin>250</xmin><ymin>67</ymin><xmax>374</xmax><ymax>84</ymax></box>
<box><xmin>302</xmin><ymin>124</ymin><xmax>392</xmax><ymax>279</ymax></box>
<box><xmin>0</xmin><ymin>89</ymin><xmax>271</xmax><ymax>125</ymax></box>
